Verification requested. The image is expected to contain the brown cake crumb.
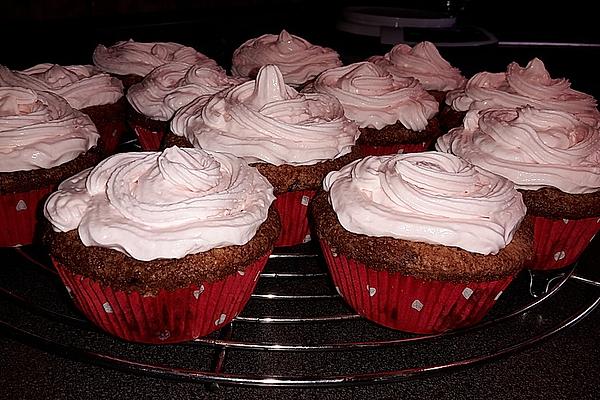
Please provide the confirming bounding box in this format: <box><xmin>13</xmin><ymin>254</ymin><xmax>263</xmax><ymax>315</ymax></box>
<box><xmin>520</xmin><ymin>187</ymin><xmax>600</xmax><ymax>219</ymax></box>
<box><xmin>357</xmin><ymin>117</ymin><xmax>441</xmax><ymax>147</ymax></box>
<box><xmin>0</xmin><ymin>147</ymin><xmax>103</xmax><ymax>194</ymax></box>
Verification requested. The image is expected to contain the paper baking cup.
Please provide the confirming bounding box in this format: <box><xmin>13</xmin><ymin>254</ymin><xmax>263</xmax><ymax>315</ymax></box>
<box><xmin>129</xmin><ymin>122</ymin><xmax>165</xmax><ymax>151</ymax></box>
<box><xmin>91</xmin><ymin>117</ymin><xmax>128</xmax><ymax>156</ymax></box>
<box><xmin>52</xmin><ymin>253</ymin><xmax>270</xmax><ymax>344</ymax></box>
<box><xmin>320</xmin><ymin>240</ymin><xmax>515</xmax><ymax>334</ymax></box>
<box><xmin>273</xmin><ymin>189</ymin><xmax>316</xmax><ymax>247</ymax></box>
<box><xmin>0</xmin><ymin>187</ymin><xmax>53</xmax><ymax>247</ymax></box>
<box><xmin>358</xmin><ymin>141</ymin><xmax>430</xmax><ymax>157</ymax></box>
<box><xmin>526</xmin><ymin>215</ymin><xmax>600</xmax><ymax>271</ymax></box>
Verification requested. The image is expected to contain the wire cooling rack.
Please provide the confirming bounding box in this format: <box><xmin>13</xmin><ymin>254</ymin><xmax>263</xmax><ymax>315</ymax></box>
<box><xmin>1</xmin><ymin>242</ymin><xmax>599</xmax><ymax>389</ymax></box>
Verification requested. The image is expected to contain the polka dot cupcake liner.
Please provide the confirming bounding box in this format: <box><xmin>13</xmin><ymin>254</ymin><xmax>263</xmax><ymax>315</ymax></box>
<box><xmin>51</xmin><ymin>253</ymin><xmax>270</xmax><ymax>344</ymax></box>
<box><xmin>129</xmin><ymin>121</ymin><xmax>165</xmax><ymax>151</ymax></box>
<box><xmin>0</xmin><ymin>187</ymin><xmax>54</xmax><ymax>247</ymax></box>
<box><xmin>358</xmin><ymin>141</ymin><xmax>431</xmax><ymax>157</ymax></box>
<box><xmin>526</xmin><ymin>215</ymin><xmax>600</xmax><ymax>271</ymax></box>
<box><xmin>273</xmin><ymin>189</ymin><xmax>316</xmax><ymax>247</ymax></box>
<box><xmin>320</xmin><ymin>239</ymin><xmax>516</xmax><ymax>334</ymax></box>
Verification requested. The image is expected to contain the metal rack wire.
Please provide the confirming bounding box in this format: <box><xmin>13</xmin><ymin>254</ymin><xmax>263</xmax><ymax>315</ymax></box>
<box><xmin>1</xmin><ymin>243</ymin><xmax>599</xmax><ymax>389</ymax></box>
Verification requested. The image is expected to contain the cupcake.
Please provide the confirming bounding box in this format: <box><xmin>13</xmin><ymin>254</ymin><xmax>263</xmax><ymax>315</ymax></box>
<box><xmin>93</xmin><ymin>39</ymin><xmax>221</xmax><ymax>89</ymax></box>
<box><xmin>444</xmin><ymin>58</ymin><xmax>600</xmax><ymax>131</ymax></box>
<box><xmin>169</xmin><ymin>64</ymin><xmax>361</xmax><ymax>247</ymax></box>
<box><xmin>310</xmin><ymin>151</ymin><xmax>532</xmax><ymax>334</ymax></box>
<box><xmin>0</xmin><ymin>63</ymin><xmax>127</xmax><ymax>155</ymax></box>
<box><xmin>437</xmin><ymin>107</ymin><xmax>600</xmax><ymax>270</ymax></box>
<box><xmin>42</xmin><ymin>146</ymin><xmax>280</xmax><ymax>344</ymax></box>
<box><xmin>367</xmin><ymin>41</ymin><xmax>466</xmax><ymax>103</ymax></box>
<box><xmin>0</xmin><ymin>86</ymin><xmax>101</xmax><ymax>247</ymax></box>
<box><xmin>312</xmin><ymin>61</ymin><xmax>440</xmax><ymax>156</ymax></box>
<box><xmin>231</xmin><ymin>30</ymin><xmax>342</xmax><ymax>89</ymax></box>
<box><xmin>126</xmin><ymin>62</ymin><xmax>243</xmax><ymax>150</ymax></box>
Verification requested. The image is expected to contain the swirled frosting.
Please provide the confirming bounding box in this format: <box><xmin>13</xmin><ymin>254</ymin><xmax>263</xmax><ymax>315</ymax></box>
<box><xmin>368</xmin><ymin>41</ymin><xmax>466</xmax><ymax>92</ymax></box>
<box><xmin>0</xmin><ymin>64</ymin><xmax>123</xmax><ymax>110</ymax></box>
<box><xmin>0</xmin><ymin>87</ymin><xmax>99</xmax><ymax>172</ymax></box>
<box><xmin>93</xmin><ymin>39</ymin><xmax>220</xmax><ymax>77</ymax></box>
<box><xmin>171</xmin><ymin>64</ymin><xmax>360</xmax><ymax>166</ymax></box>
<box><xmin>445</xmin><ymin>58</ymin><xmax>600</xmax><ymax>127</ymax></box>
<box><xmin>313</xmin><ymin>61</ymin><xmax>438</xmax><ymax>131</ymax></box>
<box><xmin>324</xmin><ymin>151</ymin><xmax>526</xmax><ymax>255</ymax></box>
<box><xmin>231</xmin><ymin>30</ymin><xmax>343</xmax><ymax>86</ymax></box>
<box><xmin>436</xmin><ymin>107</ymin><xmax>600</xmax><ymax>194</ymax></box>
<box><xmin>127</xmin><ymin>62</ymin><xmax>244</xmax><ymax>121</ymax></box>
<box><xmin>43</xmin><ymin>146</ymin><xmax>276</xmax><ymax>261</ymax></box>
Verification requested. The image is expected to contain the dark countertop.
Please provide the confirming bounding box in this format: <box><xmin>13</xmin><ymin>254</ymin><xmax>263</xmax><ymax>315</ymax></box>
<box><xmin>2</xmin><ymin>5</ymin><xmax>600</xmax><ymax>399</ymax></box>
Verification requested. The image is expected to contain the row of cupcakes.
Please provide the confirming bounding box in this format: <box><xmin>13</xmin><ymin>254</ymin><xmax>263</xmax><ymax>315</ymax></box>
<box><xmin>1</xmin><ymin>32</ymin><xmax>599</xmax><ymax>344</ymax></box>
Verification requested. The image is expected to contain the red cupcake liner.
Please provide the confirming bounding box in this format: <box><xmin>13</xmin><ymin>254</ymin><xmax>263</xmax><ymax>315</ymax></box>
<box><xmin>52</xmin><ymin>253</ymin><xmax>270</xmax><ymax>344</ymax></box>
<box><xmin>0</xmin><ymin>187</ymin><xmax>53</xmax><ymax>247</ymax></box>
<box><xmin>129</xmin><ymin>122</ymin><xmax>165</xmax><ymax>151</ymax></box>
<box><xmin>526</xmin><ymin>215</ymin><xmax>600</xmax><ymax>271</ymax></box>
<box><xmin>91</xmin><ymin>117</ymin><xmax>128</xmax><ymax>156</ymax></box>
<box><xmin>358</xmin><ymin>141</ymin><xmax>430</xmax><ymax>157</ymax></box>
<box><xmin>273</xmin><ymin>190</ymin><xmax>316</xmax><ymax>247</ymax></box>
<box><xmin>319</xmin><ymin>239</ymin><xmax>515</xmax><ymax>334</ymax></box>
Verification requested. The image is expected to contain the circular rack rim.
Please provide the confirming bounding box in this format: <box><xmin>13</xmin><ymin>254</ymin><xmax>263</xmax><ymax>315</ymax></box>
<box><xmin>1</xmin><ymin>246</ymin><xmax>599</xmax><ymax>389</ymax></box>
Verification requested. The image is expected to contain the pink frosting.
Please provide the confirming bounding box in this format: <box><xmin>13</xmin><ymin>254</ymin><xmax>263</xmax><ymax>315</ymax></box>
<box><xmin>93</xmin><ymin>39</ymin><xmax>220</xmax><ymax>77</ymax></box>
<box><xmin>43</xmin><ymin>146</ymin><xmax>275</xmax><ymax>261</ymax></box>
<box><xmin>445</xmin><ymin>58</ymin><xmax>600</xmax><ymax>127</ymax></box>
<box><xmin>313</xmin><ymin>61</ymin><xmax>438</xmax><ymax>131</ymax></box>
<box><xmin>324</xmin><ymin>151</ymin><xmax>526</xmax><ymax>255</ymax></box>
<box><xmin>231</xmin><ymin>30</ymin><xmax>343</xmax><ymax>86</ymax></box>
<box><xmin>0</xmin><ymin>63</ymin><xmax>124</xmax><ymax>109</ymax></box>
<box><xmin>368</xmin><ymin>41</ymin><xmax>466</xmax><ymax>91</ymax></box>
<box><xmin>171</xmin><ymin>65</ymin><xmax>360</xmax><ymax>166</ymax></box>
<box><xmin>0</xmin><ymin>87</ymin><xmax>99</xmax><ymax>172</ymax></box>
<box><xmin>436</xmin><ymin>107</ymin><xmax>600</xmax><ymax>194</ymax></box>
<box><xmin>127</xmin><ymin>62</ymin><xmax>244</xmax><ymax>121</ymax></box>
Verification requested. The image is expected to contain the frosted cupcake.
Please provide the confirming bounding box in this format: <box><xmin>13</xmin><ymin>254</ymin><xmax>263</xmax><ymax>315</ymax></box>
<box><xmin>0</xmin><ymin>63</ymin><xmax>127</xmax><ymax>155</ymax></box>
<box><xmin>0</xmin><ymin>87</ymin><xmax>100</xmax><ymax>246</ymax></box>
<box><xmin>444</xmin><ymin>58</ymin><xmax>600</xmax><ymax>130</ymax></box>
<box><xmin>310</xmin><ymin>151</ymin><xmax>532</xmax><ymax>333</ymax></box>
<box><xmin>368</xmin><ymin>41</ymin><xmax>466</xmax><ymax>103</ymax></box>
<box><xmin>43</xmin><ymin>146</ymin><xmax>280</xmax><ymax>344</ymax></box>
<box><xmin>312</xmin><ymin>61</ymin><xmax>440</xmax><ymax>156</ymax></box>
<box><xmin>231</xmin><ymin>30</ymin><xmax>342</xmax><ymax>88</ymax></box>
<box><xmin>437</xmin><ymin>107</ymin><xmax>600</xmax><ymax>270</ymax></box>
<box><xmin>93</xmin><ymin>39</ymin><xmax>221</xmax><ymax>89</ymax></box>
<box><xmin>169</xmin><ymin>64</ymin><xmax>361</xmax><ymax>246</ymax></box>
<box><xmin>126</xmin><ymin>62</ymin><xmax>243</xmax><ymax>150</ymax></box>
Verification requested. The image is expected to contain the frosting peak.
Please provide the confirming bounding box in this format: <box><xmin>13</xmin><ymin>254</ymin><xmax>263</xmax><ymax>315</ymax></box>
<box><xmin>324</xmin><ymin>151</ymin><xmax>526</xmax><ymax>255</ymax></box>
<box><xmin>246</xmin><ymin>64</ymin><xmax>293</xmax><ymax>107</ymax></box>
<box><xmin>171</xmin><ymin>65</ymin><xmax>360</xmax><ymax>166</ymax></box>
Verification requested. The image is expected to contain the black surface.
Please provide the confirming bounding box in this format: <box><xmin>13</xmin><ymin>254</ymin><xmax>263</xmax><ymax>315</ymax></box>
<box><xmin>1</xmin><ymin>6</ymin><xmax>600</xmax><ymax>399</ymax></box>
